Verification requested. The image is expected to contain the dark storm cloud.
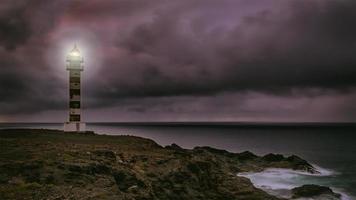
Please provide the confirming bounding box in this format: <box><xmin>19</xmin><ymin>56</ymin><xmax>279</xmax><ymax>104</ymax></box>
<box><xmin>0</xmin><ymin>0</ymin><xmax>67</xmax><ymax>50</ymax></box>
<box><xmin>89</xmin><ymin>0</ymin><xmax>356</xmax><ymax>101</ymax></box>
<box><xmin>0</xmin><ymin>0</ymin><xmax>70</xmax><ymax>114</ymax></box>
<box><xmin>0</xmin><ymin>3</ymin><xmax>31</xmax><ymax>50</ymax></box>
<box><xmin>0</xmin><ymin>0</ymin><xmax>356</xmax><ymax>121</ymax></box>
<box><xmin>0</xmin><ymin>55</ymin><xmax>65</xmax><ymax>114</ymax></box>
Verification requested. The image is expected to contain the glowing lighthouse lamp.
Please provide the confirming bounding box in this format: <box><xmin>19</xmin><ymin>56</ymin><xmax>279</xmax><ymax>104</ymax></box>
<box><xmin>64</xmin><ymin>45</ymin><xmax>86</xmax><ymax>132</ymax></box>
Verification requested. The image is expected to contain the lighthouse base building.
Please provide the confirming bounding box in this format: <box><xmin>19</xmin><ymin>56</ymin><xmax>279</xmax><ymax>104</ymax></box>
<box><xmin>64</xmin><ymin>45</ymin><xmax>86</xmax><ymax>132</ymax></box>
<box><xmin>64</xmin><ymin>122</ymin><xmax>86</xmax><ymax>132</ymax></box>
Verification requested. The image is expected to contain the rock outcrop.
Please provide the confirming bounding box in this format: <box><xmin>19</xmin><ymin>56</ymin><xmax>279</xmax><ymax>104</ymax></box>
<box><xmin>0</xmin><ymin>129</ymin><xmax>327</xmax><ymax>200</ymax></box>
<box><xmin>292</xmin><ymin>184</ymin><xmax>341</xmax><ymax>199</ymax></box>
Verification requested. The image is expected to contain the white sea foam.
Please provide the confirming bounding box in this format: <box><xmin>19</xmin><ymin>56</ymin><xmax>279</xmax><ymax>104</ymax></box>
<box><xmin>238</xmin><ymin>168</ymin><xmax>302</xmax><ymax>192</ymax></box>
<box><xmin>237</xmin><ymin>166</ymin><xmax>353</xmax><ymax>200</ymax></box>
<box><xmin>312</xmin><ymin>164</ymin><xmax>336</xmax><ymax>176</ymax></box>
<box><xmin>332</xmin><ymin>188</ymin><xmax>354</xmax><ymax>200</ymax></box>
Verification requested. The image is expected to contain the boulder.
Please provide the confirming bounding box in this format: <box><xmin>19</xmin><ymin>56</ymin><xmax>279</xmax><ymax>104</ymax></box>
<box><xmin>292</xmin><ymin>184</ymin><xmax>341</xmax><ymax>199</ymax></box>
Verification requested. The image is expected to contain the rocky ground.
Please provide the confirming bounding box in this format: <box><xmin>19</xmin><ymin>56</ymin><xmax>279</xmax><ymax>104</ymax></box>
<box><xmin>0</xmin><ymin>129</ymin><xmax>341</xmax><ymax>200</ymax></box>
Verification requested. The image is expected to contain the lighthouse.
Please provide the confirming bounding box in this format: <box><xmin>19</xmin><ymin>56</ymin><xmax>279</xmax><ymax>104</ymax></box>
<box><xmin>64</xmin><ymin>45</ymin><xmax>86</xmax><ymax>132</ymax></box>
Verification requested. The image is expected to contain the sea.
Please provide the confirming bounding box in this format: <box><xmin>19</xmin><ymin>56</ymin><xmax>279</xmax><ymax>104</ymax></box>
<box><xmin>0</xmin><ymin>122</ymin><xmax>355</xmax><ymax>199</ymax></box>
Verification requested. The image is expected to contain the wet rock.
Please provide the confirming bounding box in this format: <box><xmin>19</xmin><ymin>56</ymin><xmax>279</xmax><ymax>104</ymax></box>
<box><xmin>292</xmin><ymin>184</ymin><xmax>341</xmax><ymax>199</ymax></box>
<box><xmin>287</xmin><ymin>155</ymin><xmax>316</xmax><ymax>173</ymax></box>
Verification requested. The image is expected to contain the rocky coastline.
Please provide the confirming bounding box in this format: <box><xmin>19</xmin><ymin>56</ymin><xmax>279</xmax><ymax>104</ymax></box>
<box><xmin>0</xmin><ymin>129</ymin><xmax>341</xmax><ymax>199</ymax></box>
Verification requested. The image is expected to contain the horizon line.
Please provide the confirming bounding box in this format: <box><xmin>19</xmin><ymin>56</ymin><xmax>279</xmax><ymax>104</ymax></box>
<box><xmin>0</xmin><ymin>121</ymin><xmax>355</xmax><ymax>125</ymax></box>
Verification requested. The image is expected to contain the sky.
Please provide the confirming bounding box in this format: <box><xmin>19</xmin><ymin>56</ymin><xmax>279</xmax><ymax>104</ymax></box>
<box><xmin>0</xmin><ymin>0</ymin><xmax>356</xmax><ymax>122</ymax></box>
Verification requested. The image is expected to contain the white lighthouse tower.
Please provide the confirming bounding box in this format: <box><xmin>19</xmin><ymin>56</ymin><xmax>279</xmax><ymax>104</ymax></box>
<box><xmin>64</xmin><ymin>44</ymin><xmax>86</xmax><ymax>132</ymax></box>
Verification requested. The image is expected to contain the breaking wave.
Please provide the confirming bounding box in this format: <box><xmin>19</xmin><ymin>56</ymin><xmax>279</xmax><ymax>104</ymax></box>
<box><xmin>237</xmin><ymin>165</ymin><xmax>353</xmax><ymax>200</ymax></box>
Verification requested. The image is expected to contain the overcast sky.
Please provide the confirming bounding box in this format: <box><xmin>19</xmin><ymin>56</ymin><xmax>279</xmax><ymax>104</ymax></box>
<box><xmin>0</xmin><ymin>0</ymin><xmax>356</xmax><ymax>122</ymax></box>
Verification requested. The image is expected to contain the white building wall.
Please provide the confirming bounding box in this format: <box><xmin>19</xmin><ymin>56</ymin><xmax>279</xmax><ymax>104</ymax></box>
<box><xmin>64</xmin><ymin>122</ymin><xmax>86</xmax><ymax>132</ymax></box>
